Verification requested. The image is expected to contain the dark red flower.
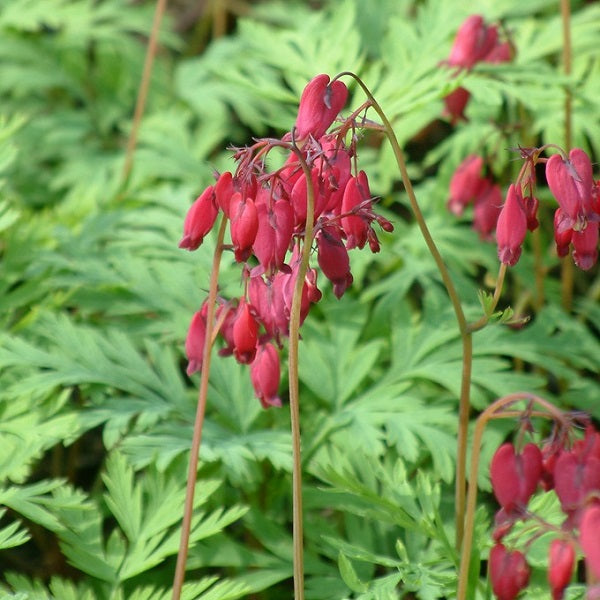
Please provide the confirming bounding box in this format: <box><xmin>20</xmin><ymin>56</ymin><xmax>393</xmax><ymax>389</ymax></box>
<box><xmin>580</xmin><ymin>505</ymin><xmax>600</xmax><ymax>580</ymax></box>
<box><xmin>572</xmin><ymin>221</ymin><xmax>599</xmax><ymax>271</ymax></box>
<box><xmin>443</xmin><ymin>87</ymin><xmax>471</xmax><ymax>125</ymax></box>
<box><xmin>290</xmin><ymin>166</ymin><xmax>329</xmax><ymax>226</ymax></box>
<box><xmin>230</xmin><ymin>193</ymin><xmax>259</xmax><ymax>263</ymax></box>
<box><xmin>546</xmin><ymin>148</ymin><xmax>594</xmax><ymax>232</ymax></box>
<box><xmin>553</xmin><ymin>448</ymin><xmax>600</xmax><ymax>517</ymax></box>
<box><xmin>341</xmin><ymin>171</ymin><xmax>372</xmax><ymax>250</ymax></box>
<box><xmin>489</xmin><ymin>543</ymin><xmax>530</xmax><ymax>600</ymax></box>
<box><xmin>548</xmin><ymin>539</ymin><xmax>575</xmax><ymax>600</ymax></box>
<box><xmin>185</xmin><ymin>302</ymin><xmax>209</xmax><ymax>375</ymax></box>
<box><xmin>248</xmin><ymin>275</ymin><xmax>288</xmax><ymax>340</ymax></box>
<box><xmin>294</xmin><ymin>74</ymin><xmax>348</xmax><ymax>141</ymax></box>
<box><xmin>496</xmin><ymin>184</ymin><xmax>527</xmax><ymax>266</ymax></box>
<box><xmin>179</xmin><ymin>186</ymin><xmax>218</xmax><ymax>250</ymax></box>
<box><xmin>316</xmin><ymin>225</ymin><xmax>353</xmax><ymax>299</ymax></box>
<box><xmin>252</xmin><ymin>198</ymin><xmax>294</xmax><ymax>275</ymax></box>
<box><xmin>232</xmin><ymin>298</ymin><xmax>258</xmax><ymax>364</ymax></box>
<box><xmin>553</xmin><ymin>208</ymin><xmax>573</xmax><ymax>258</ymax></box>
<box><xmin>214</xmin><ymin>171</ymin><xmax>235</xmax><ymax>217</ymax></box>
<box><xmin>250</xmin><ymin>343</ymin><xmax>282</xmax><ymax>409</ymax></box>
<box><xmin>490</xmin><ymin>442</ymin><xmax>542</xmax><ymax>512</ymax></box>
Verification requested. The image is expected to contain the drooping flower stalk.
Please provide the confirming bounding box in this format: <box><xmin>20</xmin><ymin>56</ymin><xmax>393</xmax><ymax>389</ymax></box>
<box><xmin>172</xmin><ymin>214</ymin><xmax>228</xmax><ymax>600</ymax></box>
<box><xmin>457</xmin><ymin>393</ymin><xmax>571</xmax><ymax>600</ymax></box>
<box><xmin>336</xmin><ymin>71</ymin><xmax>480</xmax><ymax>549</ymax></box>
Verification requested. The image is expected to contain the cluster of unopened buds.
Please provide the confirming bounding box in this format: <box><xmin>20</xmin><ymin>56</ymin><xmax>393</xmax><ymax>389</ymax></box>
<box><xmin>448</xmin><ymin>146</ymin><xmax>600</xmax><ymax>270</ymax></box>
<box><xmin>179</xmin><ymin>74</ymin><xmax>393</xmax><ymax>407</ymax></box>
<box><xmin>442</xmin><ymin>14</ymin><xmax>512</xmax><ymax>124</ymax></box>
<box><xmin>489</xmin><ymin>420</ymin><xmax>600</xmax><ymax>600</ymax></box>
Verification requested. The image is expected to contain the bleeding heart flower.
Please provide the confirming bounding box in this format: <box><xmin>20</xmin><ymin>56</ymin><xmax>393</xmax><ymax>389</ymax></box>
<box><xmin>316</xmin><ymin>225</ymin><xmax>353</xmax><ymax>299</ymax></box>
<box><xmin>489</xmin><ymin>543</ymin><xmax>530</xmax><ymax>600</ymax></box>
<box><xmin>230</xmin><ymin>193</ymin><xmax>259</xmax><ymax>263</ymax></box>
<box><xmin>232</xmin><ymin>298</ymin><xmax>258</xmax><ymax>364</ymax></box>
<box><xmin>546</xmin><ymin>148</ymin><xmax>594</xmax><ymax>232</ymax></box>
<box><xmin>185</xmin><ymin>302</ymin><xmax>209</xmax><ymax>375</ymax></box>
<box><xmin>490</xmin><ymin>442</ymin><xmax>542</xmax><ymax>512</ymax></box>
<box><xmin>580</xmin><ymin>505</ymin><xmax>600</xmax><ymax>580</ymax></box>
<box><xmin>250</xmin><ymin>342</ymin><xmax>282</xmax><ymax>409</ymax></box>
<box><xmin>496</xmin><ymin>184</ymin><xmax>527</xmax><ymax>266</ymax></box>
<box><xmin>294</xmin><ymin>74</ymin><xmax>348</xmax><ymax>141</ymax></box>
<box><xmin>179</xmin><ymin>186</ymin><xmax>218</xmax><ymax>250</ymax></box>
<box><xmin>548</xmin><ymin>539</ymin><xmax>575</xmax><ymax>600</ymax></box>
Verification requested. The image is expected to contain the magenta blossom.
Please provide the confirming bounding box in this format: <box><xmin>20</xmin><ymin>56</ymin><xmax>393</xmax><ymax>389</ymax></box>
<box><xmin>496</xmin><ymin>184</ymin><xmax>527</xmax><ymax>266</ymax></box>
<box><xmin>294</xmin><ymin>74</ymin><xmax>348</xmax><ymax>141</ymax></box>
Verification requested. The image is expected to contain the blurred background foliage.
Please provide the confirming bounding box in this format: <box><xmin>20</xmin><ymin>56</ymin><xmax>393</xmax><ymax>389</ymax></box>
<box><xmin>0</xmin><ymin>0</ymin><xmax>599</xmax><ymax>598</ymax></box>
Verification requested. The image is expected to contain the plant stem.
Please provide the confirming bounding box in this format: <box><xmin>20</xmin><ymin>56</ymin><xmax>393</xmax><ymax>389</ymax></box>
<box><xmin>121</xmin><ymin>0</ymin><xmax>168</xmax><ymax>185</ymax></box>
<box><xmin>560</xmin><ymin>0</ymin><xmax>574</xmax><ymax>311</ymax></box>
<box><xmin>286</xmin><ymin>145</ymin><xmax>316</xmax><ymax>600</ymax></box>
<box><xmin>457</xmin><ymin>393</ymin><xmax>568</xmax><ymax>599</ymax></box>
<box><xmin>172</xmin><ymin>215</ymin><xmax>228</xmax><ymax>600</ymax></box>
<box><xmin>337</xmin><ymin>71</ymin><xmax>472</xmax><ymax>548</ymax></box>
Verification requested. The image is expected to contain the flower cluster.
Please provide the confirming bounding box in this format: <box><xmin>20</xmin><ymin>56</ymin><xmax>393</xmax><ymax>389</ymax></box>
<box><xmin>442</xmin><ymin>15</ymin><xmax>512</xmax><ymax>124</ymax></box>
<box><xmin>180</xmin><ymin>74</ymin><xmax>393</xmax><ymax>408</ymax></box>
<box><xmin>495</xmin><ymin>146</ymin><xmax>600</xmax><ymax>270</ymax></box>
<box><xmin>488</xmin><ymin>422</ymin><xmax>600</xmax><ymax>600</ymax></box>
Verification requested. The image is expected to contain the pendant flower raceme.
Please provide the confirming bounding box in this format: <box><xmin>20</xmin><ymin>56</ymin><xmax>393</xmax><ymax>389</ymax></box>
<box><xmin>489</xmin><ymin>421</ymin><xmax>600</xmax><ymax>600</ymax></box>
<box><xmin>180</xmin><ymin>73</ymin><xmax>393</xmax><ymax>407</ymax></box>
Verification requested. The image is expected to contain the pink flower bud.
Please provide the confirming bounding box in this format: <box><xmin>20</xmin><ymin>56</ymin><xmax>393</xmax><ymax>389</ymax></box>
<box><xmin>546</xmin><ymin>148</ymin><xmax>594</xmax><ymax>231</ymax></box>
<box><xmin>230</xmin><ymin>193</ymin><xmax>259</xmax><ymax>263</ymax></box>
<box><xmin>580</xmin><ymin>505</ymin><xmax>600</xmax><ymax>580</ymax></box>
<box><xmin>489</xmin><ymin>543</ymin><xmax>530</xmax><ymax>600</ymax></box>
<box><xmin>316</xmin><ymin>225</ymin><xmax>353</xmax><ymax>299</ymax></box>
<box><xmin>232</xmin><ymin>298</ymin><xmax>258</xmax><ymax>364</ymax></box>
<box><xmin>185</xmin><ymin>303</ymin><xmax>209</xmax><ymax>375</ymax></box>
<box><xmin>179</xmin><ymin>186</ymin><xmax>218</xmax><ymax>250</ymax></box>
<box><xmin>448</xmin><ymin>155</ymin><xmax>485</xmax><ymax>215</ymax></box>
<box><xmin>496</xmin><ymin>184</ymin><xmax>527</xmax><ymax>266</ymax></box>
<box><xmin>490</xmin><ymin>442</ymin><xmax>542</xmax><ymax>513</ymax></box>
<box><xmin>215</xmin><ymin>171</ymin><xmax>234</xmax><ymax>217</ymax></box>
<box><xmin>341</xmin><ymin>171</ymin><xmax>371</xmax><ymax>250</ymax></box>
<box><xmin>294</xmin><ymin>74</ymin><xmax>348</xmax><ymax>141</ymax></box>
<box><xmin>250</xmin><ymin>343</ymin><xmax>282</xmax><ymax>409</ymax></box>
<box><xmin>548</xmin><ymin>539</ymin><xmax>575</xmax><ymax>600</ymax></box>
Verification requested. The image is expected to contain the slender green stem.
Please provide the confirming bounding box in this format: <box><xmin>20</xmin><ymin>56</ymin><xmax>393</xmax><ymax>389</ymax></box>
<box><xmin>172</xmin><ymin>215</ymin><xmax>228</xmax><ymax>600</ymax></box>
<box><xmin>336</xmin><ymin>71</ymin><xmax>472</xmax><ymax>548</ymax></box>
<box><xmin>286</xmin><ymin>144</ymin><xmax>316</xmax><ymax>600</ymax></box>
<box><xmin>560</xmin><ymin>0</ymin><xmax>574</xmax><ymax>312</ymax></box>
<box><xmin>457</xmin><ymin>393</ymin><xmax>570</xmax><ymax>600</ymax></box>
<box><xmin>121</xmin><ymin>0</ymin><xmax>168</xmax><ymax>185</ymax></box>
